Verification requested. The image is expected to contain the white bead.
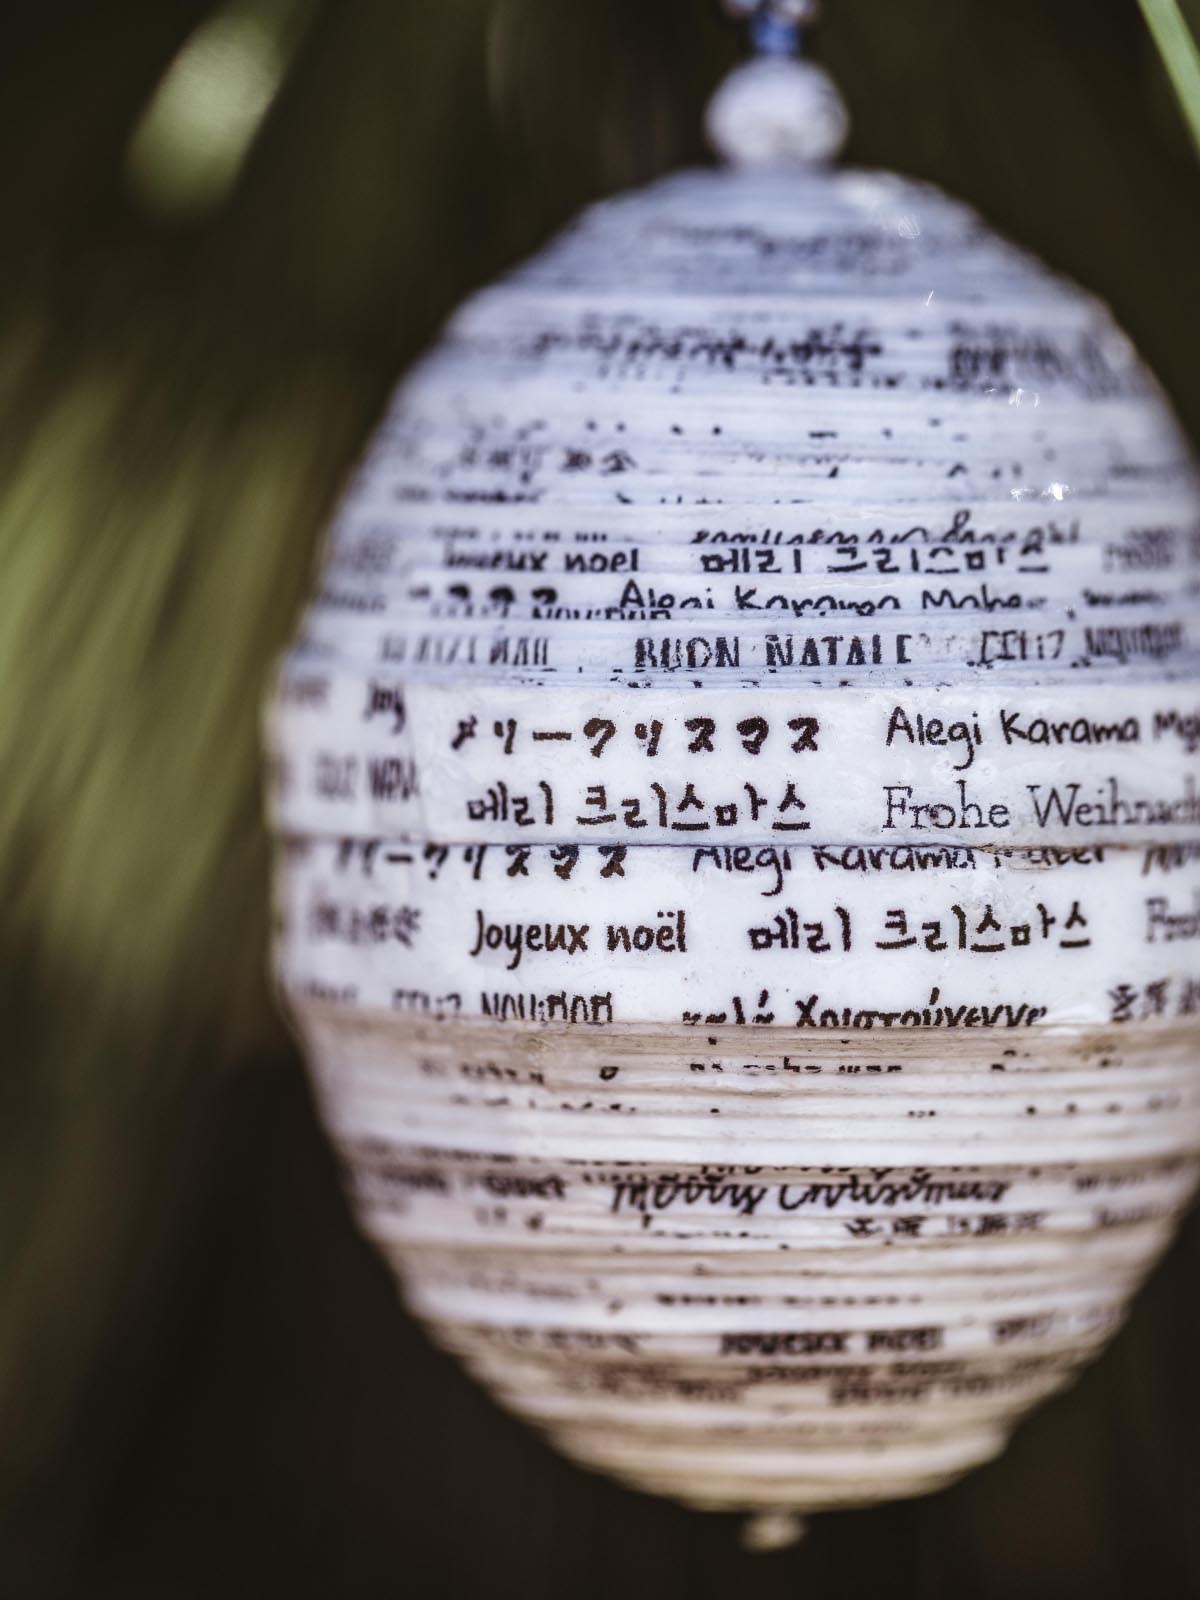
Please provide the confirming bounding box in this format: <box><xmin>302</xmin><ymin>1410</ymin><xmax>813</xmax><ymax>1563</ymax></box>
<box><xmin>741</xmin><ymin>1511</ymin><xmax>808</xmax><ymax>1553</ymax></box>
<box><xmin>705</xmin><ymin>56</ymin><xmax>848</xmax><ymax>167</ymax></box>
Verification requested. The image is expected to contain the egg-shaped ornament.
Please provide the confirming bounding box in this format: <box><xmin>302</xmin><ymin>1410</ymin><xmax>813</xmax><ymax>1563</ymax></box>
<box><xmin>266</xmin><ymin>10</ymin><xmax>1200</xmax><ymax>1536</ymax></box>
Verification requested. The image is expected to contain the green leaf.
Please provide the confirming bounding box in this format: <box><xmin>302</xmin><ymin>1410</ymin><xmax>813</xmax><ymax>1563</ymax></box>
<box><xmin>1138</xmin><ymin>0</ymin><xmax>1200</xmax><ymax>158</ymax></box>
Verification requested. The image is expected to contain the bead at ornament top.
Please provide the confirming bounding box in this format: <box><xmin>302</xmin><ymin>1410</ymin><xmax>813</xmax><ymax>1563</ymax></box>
<box><xmin>706</xmin><ymin>55</ymin><xmax>849</xmax><ymax>167</ymax></box>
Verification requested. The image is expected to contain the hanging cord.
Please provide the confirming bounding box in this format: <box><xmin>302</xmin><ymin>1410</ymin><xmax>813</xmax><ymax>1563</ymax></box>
<box><xmin>720</xmin><ymin>0</ymin><xmax>820</xmax><ymax>59</ymax></box>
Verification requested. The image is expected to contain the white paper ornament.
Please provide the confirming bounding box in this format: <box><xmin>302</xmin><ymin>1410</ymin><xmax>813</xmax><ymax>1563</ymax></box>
<box><xmin>266</xmin><ymin>28</ymin><xmax>1200</xmax><ymax>1523</ymax></box>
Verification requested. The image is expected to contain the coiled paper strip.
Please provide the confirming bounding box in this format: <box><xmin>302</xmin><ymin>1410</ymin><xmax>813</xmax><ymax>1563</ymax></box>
<box><xmin>268</xmin><ymin>158</ymin><xmax>1200</xmax><ymax>1513</ymax></box>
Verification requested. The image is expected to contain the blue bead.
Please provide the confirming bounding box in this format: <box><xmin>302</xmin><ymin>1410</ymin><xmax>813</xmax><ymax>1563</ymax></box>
<box><xmin>751</xmin><ymin>14</ymin><xmax>800</xmax><ymax>56</ymax></box>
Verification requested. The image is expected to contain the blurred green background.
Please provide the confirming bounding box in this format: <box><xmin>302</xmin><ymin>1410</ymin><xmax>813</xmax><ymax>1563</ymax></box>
<box><xmin>1</xmin><ymin>2</ymin><xmax>1198</xmax><ymax>1595</ymax></box>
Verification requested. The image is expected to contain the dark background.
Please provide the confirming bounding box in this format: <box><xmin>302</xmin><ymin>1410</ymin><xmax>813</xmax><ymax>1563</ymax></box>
<box><xmin>1</xmin><ymin>2</ymin><xmax>1199</xmax><ymax>1596</ymax></box>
